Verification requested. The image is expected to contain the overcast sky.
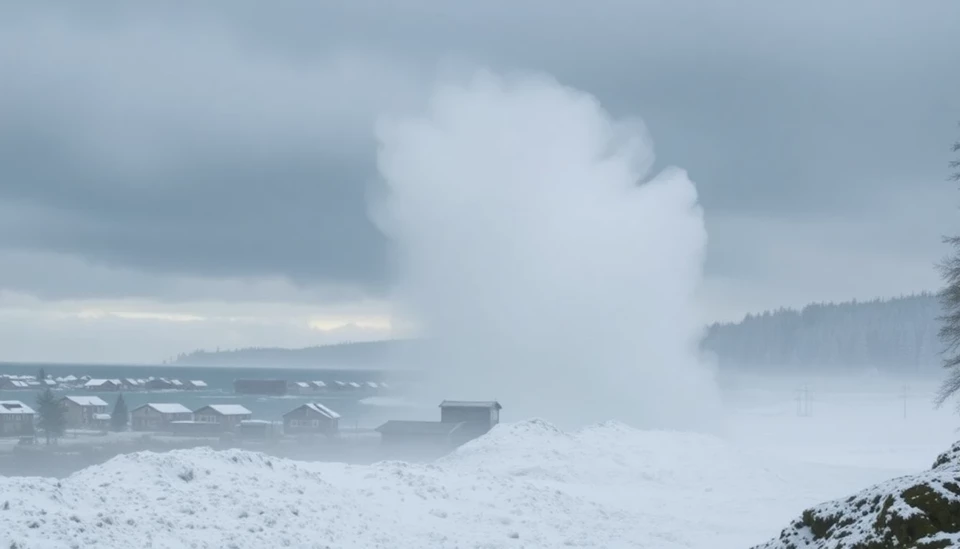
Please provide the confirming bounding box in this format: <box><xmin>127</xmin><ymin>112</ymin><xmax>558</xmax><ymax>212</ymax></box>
<box><xmin>1</xmin><ymin>1</ymin><xmax>958</xmax><ymax>363</ymax></box>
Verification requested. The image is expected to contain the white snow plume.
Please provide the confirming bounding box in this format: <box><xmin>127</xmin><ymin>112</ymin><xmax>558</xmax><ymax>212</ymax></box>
<box><xmin>374</xmin><ymin>70</ymin><xmax>720</xmax><ymax>431</ymax></box>
<box><xmin>0</xmin><ymin>421</ymin><xmax>830</xmax><ymax>549</ymax></box>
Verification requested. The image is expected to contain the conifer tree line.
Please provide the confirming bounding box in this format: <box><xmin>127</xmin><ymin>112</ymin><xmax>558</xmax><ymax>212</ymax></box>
<box><xmin>702</xmin><ymin>294</ymin><xmax>943</xmax><ymax>373</ymax></box>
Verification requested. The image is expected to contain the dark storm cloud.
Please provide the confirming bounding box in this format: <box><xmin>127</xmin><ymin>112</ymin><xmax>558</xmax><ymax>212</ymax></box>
<box><xmin>1</xmin><ymin>1</ymin><xmax>958</xmax><ymax>300</ymax></box>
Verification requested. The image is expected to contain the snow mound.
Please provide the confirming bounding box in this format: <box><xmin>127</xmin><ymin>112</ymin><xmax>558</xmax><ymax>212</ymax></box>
<box><xmin>445</xmin><ymin>419</ymin><xmax>781</xmax><ymax>488</ymax></box>
<box><xmin>0</xmin><ymin>421</ymin><xmax>848</xmax><ymax>549</ymax></box>
<box><xmin>756</xmin><ymin>440</ymin><xmax>960</xmax><ymax>549</ymax></box>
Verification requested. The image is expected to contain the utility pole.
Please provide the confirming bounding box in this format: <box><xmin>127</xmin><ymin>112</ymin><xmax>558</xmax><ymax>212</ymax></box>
<box><xmin>795</xmin><ymin>385</ymin><xmax>812</xmax><ymax>417</ymax></box>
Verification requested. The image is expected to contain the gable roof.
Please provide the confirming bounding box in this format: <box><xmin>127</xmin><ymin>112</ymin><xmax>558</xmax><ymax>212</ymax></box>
<box><xmin>375</xmin><ymin>420</ymin><xmax>464</xmax><ymax>437</ymax></box>
<box><xmin>188</xmin><ymin>380</ymin><xmax>208</xmax><ymax>387</ymax></box>
<box><xmin>196</xmin><ymin>404</ymin><xmax>251</xmax><ymax>416</ymax></box>
<box><xmin>134</xmin><ymin>403</ymin><xmax>192</xmax><ymax>415</ymax></box>
<box><xmin>0</xmin><ymin>400</ymin><xmax>35</xmax><ymax>414</ymax></box>
<box><xmin>285</xmin><ymin>403</ymin><xmax>341</xmax><ymax>420</ymax></box>
<box><xmin>63</xmin><ymin>396</ymin><xmax>109</xmax><ymax>407</ymax></box>
<box><xmin>439</xmin><ymin>400</ymin><xmax>502</xmax><ymax>410</ymax></box>
<box><xmin>84</xmin><ymin>379</ymin><xmax>118</xmax><ymax>387</ymax></box>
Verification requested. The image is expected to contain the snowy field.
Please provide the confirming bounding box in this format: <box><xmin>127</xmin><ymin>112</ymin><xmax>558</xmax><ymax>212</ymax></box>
<box><xmin>1</xmin><ymin>374</ymin><xmax>957</xmax><ymax>549</ymax></box>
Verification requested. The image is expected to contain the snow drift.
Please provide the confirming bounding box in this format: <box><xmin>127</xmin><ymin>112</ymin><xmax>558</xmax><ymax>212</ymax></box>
<box><xmin>0</xmin><ymin>420</ymin><xmax>841</xmax><ymax>549</ymax></box>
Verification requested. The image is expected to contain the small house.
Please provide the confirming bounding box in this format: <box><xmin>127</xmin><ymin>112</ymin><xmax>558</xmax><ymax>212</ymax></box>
<box><xmin>309</xmin><ymin>381</ymin><xmax>327</xmax><ymax>391</ymax></box>
<box><xmin>121</xmin><ymin>378</ymin><xmax>143</xmax><ymax>390</ymax></box>
<box><xmin>130</xmin><ymin>403</ymin><xmax>193</xmax><ymax>431</ymax></box>
<box><xmin>0</xmin><ymin>400</ymin><xmax>35</xmax><ymax>437</ymax></box>
<box><xmin>283</xmin><ymin>403</ymin><xmax>340</xmax><ymax>436</ymax></box>
<box><xmin>84</xmin><ymin>379</ymin><xmax>121</xmax><ymax>391</ymax></box>
<box><xmin>193</xmin><ymin>404</ymin><xmax>252</xmax><ymax>431</ymax></box>
<box><xmin>61</xmin><ymin>396</ymin><xmax>109</xmax><ymax>428</ymax></box>
<box><xmin>288</xmin><ymin>381</ymin><xmax>313</xmax><ymax>395</ymax></box>
<box><xmin>145</xmin><ymin>378</ymin><xmax>173</xmax><ymax>390</ymax></box>
<box><xmin>439</xmin><ymin>400</ymin><xmax>501</xmax><ymax>426</ymax></box>
<box><xmin>186</xmin><ymin>380</ymin><xmax>208</xmax><ymax>390</ymax></box>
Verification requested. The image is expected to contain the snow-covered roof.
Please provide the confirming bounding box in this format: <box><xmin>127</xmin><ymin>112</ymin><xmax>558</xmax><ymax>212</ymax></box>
<box><xmin>240</xmin><ymin>419</ymin><xmax>271</xmax><ymax>425</ymax></box>
<box><xmin>10</xmin><ymin>381</ymin><xmax>29</xmax><ymax>388</ymax></box>
<box><xmin>189</xmin><ymin>380</ymin><xmax>207</xmax><ymax>387</ymax></box>
<box><xmin>0</xmin><ymin>401</ymin><xmax>35</xmax><ymax>415</ymax></box>
<box><xmin>347</xmin><ymin>382</ymin><xmax>361</xmax><ymax>389</ymax></box>
<box><xmin>295</xmin><ymin>381</ymin><xmax>310</xmax><ymax>388</ymax></box>
<box><xmin>365</xmin><ymin>381</ymin><xmax>379</xmax><ymax>389</ymax></box>
<box><xmin>199</xmin><ymin>404</ymin><xmax>251</xmax><ymax>416</ymax></box>
<box><xmin>303</xmin><ymin>403</ymin><xmax>341</xmax><ymax>419</ymax></box>
<box><xmin>63</xmin><ymin>396</ymin><xmax>109</xmax><ymax>407</ymax></box>
<box><xmin>93</xmin><ymin>413</ymin><xmax>111</xmax><ymax>421</ymax></box>
<box><xmin>169</xmin><ymin>379</ymin><xmax>184</xmax><ymax>386</ymax></box>
<box><xmin>139</xmin><ymin>403</ymin><xmax>192</xmax><ymax>415</ymax></box>
<box><xmin>63</xmin><ymin>375</ymin><xmax>78</xmax><ymax>382</ymax></box>
<box><xmin>310</xmin><ymin>381</ymin><xmax>327</xmax><ymax>388</ymax></box>
<box><xmin>43</xmin><ymin>379</ymin><xmax>57</xmax><ymax>386</ymax></box>
<box><xmin>334</xmin><ymin>381</ymin><xmax>346</xmax><ymax>387</ymax></box>
<box><xmin>84</xmin><ymin>379</ymin><xmax>115</xmax><ymax>387</ymax></box>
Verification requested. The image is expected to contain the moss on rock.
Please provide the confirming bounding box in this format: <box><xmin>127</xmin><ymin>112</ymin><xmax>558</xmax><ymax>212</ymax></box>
<box><xmin>755</xmin><ymin>441</ymin><xmax>960</xmax><ymax>549</ymax></box>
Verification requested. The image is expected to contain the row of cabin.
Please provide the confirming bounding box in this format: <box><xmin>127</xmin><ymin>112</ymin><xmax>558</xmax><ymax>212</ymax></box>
<box><xmin>287</xmin><ymin>380</ymin><xmax>390</xmax><ymax>395</ymax></box>
<box><xmin>83</xmin><ymin>378</ymin><xmax>208</xmax><ymax>392</ymax></box>
<box><xmin>235</xmin><ymin>379</ymin><xmax>389</xmax><ymax>396</ymax></box>
<box><xmin>0</xmin><ymin>376</ymin><xmax>58</xmax><ymax>391</ymax></box>
<box><xmin>133</xmin><ymin>402</ymin><xmax>340</xmax><ymax>436</ymax></box>
<box><xmin>0</xmin><ymin>375</ymin><xmax>209</xmax><ymax>392</ymax></box>
<box><xmin>0</xmin><ymin>396</ymin><xmax>342</xmax><ymax>437</ymax></box>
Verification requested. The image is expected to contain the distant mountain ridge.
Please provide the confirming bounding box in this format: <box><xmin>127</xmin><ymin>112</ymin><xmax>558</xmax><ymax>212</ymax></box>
<box><xmin>174</xmin><ymin>294</ymin><xmax>944</xmax><ymax>373</ymax></box>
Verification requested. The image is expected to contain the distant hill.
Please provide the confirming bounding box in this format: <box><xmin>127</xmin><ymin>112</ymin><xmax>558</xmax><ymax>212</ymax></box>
<box><xmin>172</xmin><ymin>340</ymin><xmax>414</xmax><ymax>369</ymax></box>
<box><xmin>702</xmin><ymin>293</ymin><xmax>943</xmax><ymax>374</ymax></box>
<box><xmin>175</xmin><ymin>294</ymin><xmax>945</xmax><ymax>374</ymax></box>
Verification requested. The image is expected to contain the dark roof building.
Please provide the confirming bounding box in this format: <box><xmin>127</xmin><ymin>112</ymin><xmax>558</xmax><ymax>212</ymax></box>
<box><xmin>375</xmin><ymin>420</ymin><xmax>466</xmax><ymax>446</ymax></box>
<box><xmin>376</xmin><ymin>400</ymin><xmax>504</xmax><ymax>448</ymax></box>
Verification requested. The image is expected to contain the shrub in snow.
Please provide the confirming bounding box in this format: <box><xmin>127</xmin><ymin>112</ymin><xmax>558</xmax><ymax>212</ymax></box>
<box><xmin>756</xmin><ymin>440</ymin><xmax>960</xmax><ymax>549</ymax></box>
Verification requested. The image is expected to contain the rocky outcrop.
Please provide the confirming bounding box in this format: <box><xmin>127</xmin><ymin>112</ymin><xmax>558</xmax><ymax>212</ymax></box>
<box><xmin>756</xmin><ymin>442</ymin><xmax>960</xmax><ymax>549</ymax></box>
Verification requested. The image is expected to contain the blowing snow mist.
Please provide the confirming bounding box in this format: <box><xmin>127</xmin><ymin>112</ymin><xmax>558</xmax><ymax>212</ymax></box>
<box><xmin>374</xmin><ymin>71</ymin><xmax>720</xmax><ymax>431</ymax></box>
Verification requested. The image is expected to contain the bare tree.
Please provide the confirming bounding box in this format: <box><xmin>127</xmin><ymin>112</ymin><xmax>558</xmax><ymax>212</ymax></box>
<box><xmin>936</xmin><ymin>124</ymin><xmax>960</xmax><ymax>407</ymax></box>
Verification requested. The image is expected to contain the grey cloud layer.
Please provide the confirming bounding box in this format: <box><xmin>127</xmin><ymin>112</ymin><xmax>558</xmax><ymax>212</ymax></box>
<box><xmin>1</xmin><ymin>1</ymin><xmax>958</xmax><ymax>302</ymax></box>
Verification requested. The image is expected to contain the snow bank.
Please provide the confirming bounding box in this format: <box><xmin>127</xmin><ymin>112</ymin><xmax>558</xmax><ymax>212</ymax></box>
<box><xmin>756</xmin><ymin>440</ymin><xmax>960</xmax><ymax>549</ymax></box>
<box><xmin>0</xmin><ymin>420</ymin><xmax>881</xmax><ymax>549</ymax></box>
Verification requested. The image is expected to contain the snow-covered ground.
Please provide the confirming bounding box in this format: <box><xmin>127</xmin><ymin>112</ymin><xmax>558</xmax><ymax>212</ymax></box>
<box><xmin>0</xmin><ymin>374</ymin><xmax>956</xmax><ymax>548</ymax></box>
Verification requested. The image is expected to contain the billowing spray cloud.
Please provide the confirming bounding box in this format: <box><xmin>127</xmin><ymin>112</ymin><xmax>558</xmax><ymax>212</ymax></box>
<box><xmin>374</xmin><ymin>70</ymin><xmax>721</xmax><ymax>431</ymax></box>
